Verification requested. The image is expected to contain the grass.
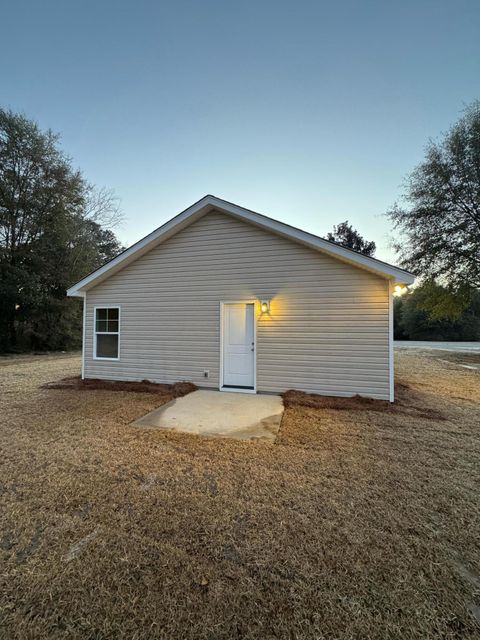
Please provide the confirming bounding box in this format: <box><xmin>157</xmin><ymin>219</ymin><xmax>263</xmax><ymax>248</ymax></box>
<box><xmin>0</xmin><ymin>351</ymin><xmax>479</xmax><ymax>639</ymax></box>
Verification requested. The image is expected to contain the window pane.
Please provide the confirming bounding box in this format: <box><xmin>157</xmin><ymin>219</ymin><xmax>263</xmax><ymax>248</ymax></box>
<box><xmin>106</xmin><ymin>320</ymin><xmax>119</xmax><ymax>333</ymax></box>
<box><xmin>96</xmin><ymin>308</ymin><xmax>108</xmax><ymax>321</ymax></box>
<box><xmin>96</xmin><ymin>320</ymin><xmax>108</xmax><ymax>333</ymax></box>
<box><xmin>96</xmin><ymin>334</ymin><xmax>118</xmax><ymax>358</ymax></box>
<box><xmin>107</xmin><ymin>308</ymin><xmax>119</xmax><ymax>321</ymax></box>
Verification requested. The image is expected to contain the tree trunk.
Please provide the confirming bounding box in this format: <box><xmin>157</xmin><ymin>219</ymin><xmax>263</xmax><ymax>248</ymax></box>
<box><xmin>8</xmin><ymin>307</ymin><xmax>17</xmax><ymax>350</ymax></box>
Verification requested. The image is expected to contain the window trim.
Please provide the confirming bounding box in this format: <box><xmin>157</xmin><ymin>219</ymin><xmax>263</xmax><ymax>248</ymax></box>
<box><xmin>93</xmin><ymin>305</ymin><xmax>121</xmax><ymax>361</ymax></box>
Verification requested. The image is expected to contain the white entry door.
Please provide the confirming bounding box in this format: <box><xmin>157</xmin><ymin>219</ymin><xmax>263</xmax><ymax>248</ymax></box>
<box><xmin>222</xmin><ymin>303</ymin><xmax>255</xmax><ymax>389</ymax></box>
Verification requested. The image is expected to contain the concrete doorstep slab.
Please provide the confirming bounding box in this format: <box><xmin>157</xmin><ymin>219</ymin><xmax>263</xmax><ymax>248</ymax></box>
<box><xmin>132</xmin><ymin>390</ymin><xmax>284</xmax><ymax>442</ymax></box>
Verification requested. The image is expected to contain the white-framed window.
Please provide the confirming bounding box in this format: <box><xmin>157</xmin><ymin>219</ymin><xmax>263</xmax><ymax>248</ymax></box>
<box><xmin>94</xmin><ymin>306</ymin><xmax>120</xmax><ymax>360</ymax></box>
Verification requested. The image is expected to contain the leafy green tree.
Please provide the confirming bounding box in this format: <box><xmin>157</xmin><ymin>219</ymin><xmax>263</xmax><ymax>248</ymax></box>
<box><xmin>388</xmin><ymin>101</ymin><xmax>480</xmax><ymax>316</ymax></box>
<box><xmin>0</xmin><ymin>109</ymin><xmax>123</xmax><ymax>352</ymax></box>
<box><xmin>394</xmin><ymin>281</ymin><xmax>480</xmax><ymax>340</ymax></box>
<box><xmin>393</xmin><ymin>297</ymin><xmax>408</xmax><ymax>340</ymax></box>
<box><xmin>326</xmin><ymin>221</ymin><xmax>376</xmax><ymax>256</ymax></box>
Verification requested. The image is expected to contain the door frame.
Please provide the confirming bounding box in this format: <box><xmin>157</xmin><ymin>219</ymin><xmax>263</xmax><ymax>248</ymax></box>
<box><xmin>219</xmin><ymin>300</ymin><xmax>257</xmax><ymax>394</ymax></box>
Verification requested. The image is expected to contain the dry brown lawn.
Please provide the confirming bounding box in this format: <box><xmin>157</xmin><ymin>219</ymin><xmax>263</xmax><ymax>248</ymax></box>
<box><xmin>1</xmin><ymin>351</ymin><xmax>479</xmax><ymax>639</ymax></box>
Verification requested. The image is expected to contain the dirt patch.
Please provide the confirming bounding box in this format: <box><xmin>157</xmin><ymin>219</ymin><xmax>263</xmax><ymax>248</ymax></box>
<box><xmin>42</xmin><ymin>376</ymin><xmax>197</xmax><ymax>397</ymax></box>
<box><xmin>282</xmin><ymin>389</ymin><xmax>390</xmax><ymax>411</ymax></box>
<box><xmin>282</xmin><ymin>383</ymin><xmax>447</xmax><ymax>422</ymax></box>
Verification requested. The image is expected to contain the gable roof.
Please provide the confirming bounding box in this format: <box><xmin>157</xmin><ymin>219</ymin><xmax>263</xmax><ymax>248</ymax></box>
<box><xmin>67</xmin><ymin>194</ymin><xmax>415</xmax><ymax>296</ymax></box>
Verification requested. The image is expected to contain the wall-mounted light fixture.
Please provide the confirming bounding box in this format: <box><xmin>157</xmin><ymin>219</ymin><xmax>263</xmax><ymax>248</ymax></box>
<box><xmin>260</xmin><ymin>300</ymin><xmax>270</xmax><ymax>313</ymax></box>
<box><xmin>393</xmin><ymin>285</ymin><xmax>408</xmax><ymax>297</ymax></box>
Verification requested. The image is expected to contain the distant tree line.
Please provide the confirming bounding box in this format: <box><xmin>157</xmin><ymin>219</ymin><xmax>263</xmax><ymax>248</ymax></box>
<box><xmin>0</xmin><ymin>109</ymin><xmax>123</xmax><ymax>352</ymax></box>
<box><xmin>2</xmin><ymin>99</ymin><xmax>479</xmax><ymax>353</ymax></box>
<box><xmin>394</xmin><ymin>281</ymin><xmax>480</xmax><ymax>340</ymax></box>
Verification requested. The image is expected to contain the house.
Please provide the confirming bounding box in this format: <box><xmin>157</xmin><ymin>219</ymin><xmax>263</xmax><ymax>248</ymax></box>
<box><xmin>67</xmin><ymin>195</ymin><xmax>414</xmax><ymax>401</ymax></box>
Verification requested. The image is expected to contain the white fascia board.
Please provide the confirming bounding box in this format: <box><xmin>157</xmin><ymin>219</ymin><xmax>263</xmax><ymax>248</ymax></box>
<box><xmin>67</xmin><ymin>195</ymin><xmax>414</xmax><ymax>296</ymax></box>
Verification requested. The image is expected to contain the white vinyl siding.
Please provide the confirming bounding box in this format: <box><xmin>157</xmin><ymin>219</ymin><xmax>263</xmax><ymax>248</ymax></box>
<box><xmin>83</xmin><ymin>211</ymin><xmax>391</xmax><ymax>399</ymax></box>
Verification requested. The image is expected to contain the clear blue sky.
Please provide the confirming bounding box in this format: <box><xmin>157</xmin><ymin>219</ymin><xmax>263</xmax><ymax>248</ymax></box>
<box><xmin>2</xmin><ymin>0</ymin><xmax>479</xmax><ymax>263</ymax></box>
